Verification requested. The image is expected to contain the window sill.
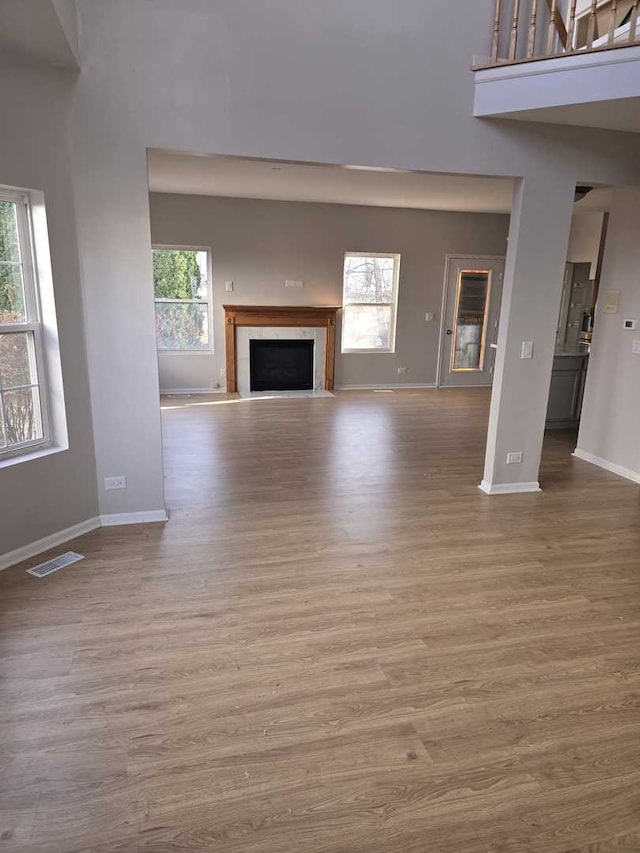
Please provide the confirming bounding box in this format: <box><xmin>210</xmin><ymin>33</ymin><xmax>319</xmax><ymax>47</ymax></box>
<box><xmin>157</xmin><ymin>349</ymin><xmax>215</xmax><ymax>356</ymax></box>
<box><xmin>0</xmin><ymin>442</ymin><xmax>67</xmax><ymax>470</ymax></box>
<box><xmin>341</xmin><ymin>349</ymin><xmax>396</xmax><ymax>355</ymax></box>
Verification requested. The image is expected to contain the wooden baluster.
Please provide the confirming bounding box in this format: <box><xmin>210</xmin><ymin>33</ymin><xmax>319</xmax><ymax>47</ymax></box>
<box><xmin>545</xmin><ymin>0</ymin><xmax>568</xmax><ymax>52</ymax></box>
<box><xmin>509</xmin><ymin>0</ymin><xmax>522</xmax><ymax>60</ymax></box>
<box><xmin>491</xmin><ymin>0</ymin><xmax>503</xmax><ymax>62</ymax></box>
<box><xmin>527</xmin><ymin>0</ymin><xmax>539</xmax><ymax>56</ymax></box>
<box><xmin>547</xmin><ymin>0</ymin><xmax>559</xmax><ymax>53</ymax></box>
<box><xmin>586</xmin><ymin>0</ymin><xmax>598</xmax><ymax>48</ymax></box>
<box><xmin>566</xmin><ymin>0</ymin><xmax>578</xmax><ymax>50</ymax></box>
<box><xmin>608</xmin><ymin>0</ymin><xmax>618</xmax><ymax>44</ymax></box>
<box><xmin>630</xmin><ymin>0</ymin><xmax>640</xmax><ymax>42</ymax></box>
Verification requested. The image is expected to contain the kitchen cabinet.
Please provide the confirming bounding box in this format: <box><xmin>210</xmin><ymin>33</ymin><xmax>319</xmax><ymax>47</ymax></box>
<box><xmin>546</xmin><ymin>350</ymin><xmax>589</xmax><ymax>429</ymax></box>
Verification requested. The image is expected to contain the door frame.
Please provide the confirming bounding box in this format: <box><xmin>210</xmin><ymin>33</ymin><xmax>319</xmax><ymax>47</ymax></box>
<box><xmin>436</xmin><ymin>254</ymin><xmax>506</xmax><ymax>388</ymax></box>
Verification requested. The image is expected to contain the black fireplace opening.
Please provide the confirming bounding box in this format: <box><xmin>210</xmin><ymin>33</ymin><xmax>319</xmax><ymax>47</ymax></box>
<box><xmin>250</xmin><ymin>339</ymin><xmax>314</xmax><ymax>392</ymax></box>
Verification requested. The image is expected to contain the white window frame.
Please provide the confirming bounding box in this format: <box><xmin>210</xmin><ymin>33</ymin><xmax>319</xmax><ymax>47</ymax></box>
<box><xmin>341</xmin><ymin>252</ymin><xmax>401</xmax><ymax>354</ymax></box>
<box><xmin>0</xmin><ymin>189</ymin><xmax>51</xmax><ymax>460</ymax></box>
<box><xmin>153</xmin><ymin>245</ymin><xmax>213</xmax><ymax>354</ymax></box>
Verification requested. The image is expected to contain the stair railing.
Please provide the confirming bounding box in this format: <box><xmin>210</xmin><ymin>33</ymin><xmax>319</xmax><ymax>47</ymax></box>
<box><xmin>486</xmin><ymin>0</ymin><xmax>640</xmax><ymax>66</ymax></box>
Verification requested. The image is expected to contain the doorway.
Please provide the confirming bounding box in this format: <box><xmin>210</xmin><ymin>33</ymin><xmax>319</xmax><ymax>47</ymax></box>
<box><xmin>438</xmin><ymin>255</ymin><xmax>505</xmax><ymax>387</ymax></box>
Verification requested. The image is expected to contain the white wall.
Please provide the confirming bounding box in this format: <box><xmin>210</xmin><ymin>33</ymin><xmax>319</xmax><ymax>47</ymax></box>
<box><xmin>576</xmin><ymin>188</ymin><xmax>640</xmax><ymax>480</ymax></box>
<box><xmin>51</xmin><ymin>0</ymin><xmax>81</xmax><ymax>63</ymax></box>
<box><xmin>149</xmin><ymin>193</ymin><xmax>509</xmax><ymax>391</ymax></box>
<box><xmin>567</xmin><ymin>211</ymin><xmax>604</xmax><ymax>277</ymax></box>
<box><xmin>70</xmin><ymin>0</ymin><xmax>640</xmax><ymax>519</ymax></box>
<box><xmin>0</xmin><ymin>0</ymin><xmax>80</xmax><ymax>70</ymax></box>
<box><xmin>0</xmin><ymin>56</ymin><xmax>97</xmax><ymax>556</ymax></box>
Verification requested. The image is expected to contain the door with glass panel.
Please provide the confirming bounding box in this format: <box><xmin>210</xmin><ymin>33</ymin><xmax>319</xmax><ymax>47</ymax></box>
<box><xmin>439</xmin><ymin>256</ymin><xmax>504</xmax><ymax>387</ymax></box>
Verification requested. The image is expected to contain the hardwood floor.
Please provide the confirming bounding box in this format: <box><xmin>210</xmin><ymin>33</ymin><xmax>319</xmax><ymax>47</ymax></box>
<box><xmin>2</xmin><ymin>388</ymin><xmax>640</xmax><ymax>852</ymax></box>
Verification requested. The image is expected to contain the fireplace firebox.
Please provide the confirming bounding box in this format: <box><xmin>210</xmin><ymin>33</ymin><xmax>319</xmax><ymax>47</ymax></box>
<box><xmin>249</xmin><ymin>339</ymin><xmax>314</xmax><ymax>392</ymax></box>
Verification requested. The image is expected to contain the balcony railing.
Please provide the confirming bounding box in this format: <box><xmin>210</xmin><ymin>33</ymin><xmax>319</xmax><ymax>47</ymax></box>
<box><xmin>484</xmin><ymin>0</ymin><xmax>639</xmax><ymax>66</ymax></box>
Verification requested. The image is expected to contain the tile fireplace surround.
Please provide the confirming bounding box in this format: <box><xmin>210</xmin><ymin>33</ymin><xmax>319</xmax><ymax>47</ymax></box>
<box><xmin>223</xmin><ymin>305</ymin><xmax>340</xmax><ymax>393</ymax></box>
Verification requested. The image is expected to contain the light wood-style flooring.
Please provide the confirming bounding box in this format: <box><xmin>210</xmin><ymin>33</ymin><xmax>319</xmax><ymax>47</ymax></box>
<box><xmin>2</xmin><ymin>388</ymin><xmax>640</xmax><ymax>852</ymax></box>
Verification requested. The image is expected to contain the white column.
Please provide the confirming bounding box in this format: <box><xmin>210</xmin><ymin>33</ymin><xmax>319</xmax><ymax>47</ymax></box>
<box><xmin>481</xmin><ymin>173</ymin><xmax>575</xmax><ymax>495</ymax></box>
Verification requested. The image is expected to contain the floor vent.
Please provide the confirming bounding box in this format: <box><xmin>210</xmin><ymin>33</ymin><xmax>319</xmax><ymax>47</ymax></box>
<box><xmin>26</xmin><ymin>552</ymin><xmax>85</xmax><ymax>578</ymax></box>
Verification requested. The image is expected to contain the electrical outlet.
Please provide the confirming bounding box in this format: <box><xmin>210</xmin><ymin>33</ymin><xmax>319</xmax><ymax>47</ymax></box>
<box><xmin>397</xmin><ymin>367</ymin><xmax>408</xmax><ymax>374</ymax></box>
<box><xmin>104</xmin><ymin>476</ymin><xmax>127</xmax><ymax>490</ymax></box>
<box><xmin>225</xmin><ymin>280</ymin><xmax>234</xmax><ymax>292</ymax></box>
<box><xmin>632</xmin><ymin>339</ymin><xmax>640</xmax><ymax>355</ymax></box>
<box><xmin>506</xmin><ymin>451</ymin><xmax>523</xmax><ymax>465</ymax></box>
<box><xmin>285</xmin><ymin>279</ymin><xmax>304</xmax><ymax>288</ymax></box>
<box><xmin>219</xmin><ymin>366</ymin><xmax>226</xmax><ymax>378</ymax></box>
<box><xmin>425</xmin><ymin>312</ymin><xmax>435</xmax><ymax>322</ymax></box>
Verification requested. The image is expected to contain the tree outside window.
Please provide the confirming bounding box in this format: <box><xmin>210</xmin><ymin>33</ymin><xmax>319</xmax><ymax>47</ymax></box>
<box><xmin>341</xmin><ymin>253</ymin><xmax>400</xmax><ymax>352</ymax></box>
<box><xmin>0</xmin><ymin>196</ymin><xmax>47</xmax><ymax>454</ymax></box>
<box><xmin>153</xmin><ymin>248</ymin><xmax>211</xmax><ymax>351</ymax></box>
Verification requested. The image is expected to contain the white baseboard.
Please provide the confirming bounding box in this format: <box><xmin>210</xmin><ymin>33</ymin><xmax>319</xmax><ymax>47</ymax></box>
<box><xmin>0</xmin><ymin>509</ymin><xmax>169</xmax><ymax>572</ymax></box>
<box><xmin>100</xmin><ymin>509</ymin><xmax>170</xmax><ymax>526</ymax></box>
<box><xmin>0</xmin><ymin>516</ymin><xmax>101</xmax><ymax>572</ymax></box>
<box><xmin>479</xmin><ymin>479</ymin><xmax>542</xmax><ymax>495</ymax></box>
<box><xmin>335</xmin><ymin>383</ymin><xmax>437</xmax><ymax>391</ymax></box>
<box><xmin>160</xmin><ymin>388</ymin><xmax>225</xmax><ymax>396</ymax></box>
<box><xmin>572</xmin><ymin>449</ymin><xmax>640</xmax><ymax>486</ymax></box>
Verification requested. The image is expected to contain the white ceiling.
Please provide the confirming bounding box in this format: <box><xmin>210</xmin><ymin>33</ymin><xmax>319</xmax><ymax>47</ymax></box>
<box><xmin>148</xmin><ymin>150</ymin><xmax>613</xmax><ymax>215</ymax></box>
<box><xmin>147</xmin><ymin>150</ymin><xmax>516</xmax><ymax>214</ymax></box>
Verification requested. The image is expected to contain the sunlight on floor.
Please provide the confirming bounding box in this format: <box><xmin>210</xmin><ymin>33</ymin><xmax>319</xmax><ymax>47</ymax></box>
<box><xmin>160</xmin><ymin>393</ymin><xmax>334</xmax><ymax>411</ymax></box>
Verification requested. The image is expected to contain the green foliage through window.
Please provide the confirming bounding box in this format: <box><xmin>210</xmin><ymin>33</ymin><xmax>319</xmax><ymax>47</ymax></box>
<box><xmin>0</xmin><ymin>201</ymin><xmax>26</xmax><ymax>323</ymax></box>
<box><xmin>0</xmin><ymin>193</ymin><xmax>45</xmax><ymax>452</ymax></box>
<box><xmin>153</xmin><ymin>248</ymin><xmax>210</xmax><ymax>350</ymax></box>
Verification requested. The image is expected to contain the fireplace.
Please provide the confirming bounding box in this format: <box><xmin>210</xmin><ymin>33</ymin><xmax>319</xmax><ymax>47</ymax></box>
<box><xmin>250</xmin><ymin>339</ymin><xmax>314</xmax><ymax>391</ymax></box>
<box><xmin>223</xmin><ymin>305</ymin><xmax>340</xmax><ymax>393</ymax></box>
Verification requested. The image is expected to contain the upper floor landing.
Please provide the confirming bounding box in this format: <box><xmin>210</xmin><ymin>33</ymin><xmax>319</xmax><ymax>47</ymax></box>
<box><xmin>474</xmin><ymin>1</ymin><xmax>640</xmax><ymax>133</ymax></box>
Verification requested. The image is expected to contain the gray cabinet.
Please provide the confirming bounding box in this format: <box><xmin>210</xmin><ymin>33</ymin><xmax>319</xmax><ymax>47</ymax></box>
<box><xmin>546</xmin><ymin>353</ymin><xmax>589</xmax><ymax>429</ymax></box>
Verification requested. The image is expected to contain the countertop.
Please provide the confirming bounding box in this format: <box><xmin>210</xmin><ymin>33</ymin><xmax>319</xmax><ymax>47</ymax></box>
<box><xmin>554</xmin><ymin>344</ymin><xmax>590</xmax><ymax>358</ymax></box>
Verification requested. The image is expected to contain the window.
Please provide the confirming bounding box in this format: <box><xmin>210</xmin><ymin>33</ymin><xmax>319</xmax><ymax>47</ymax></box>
<box><xmin>450</xmin><ymin>270</ymin><xmax>491</xmax><ymax>372</ymax></box>
<box><xmin>341</xmin><ymin>253</ymin><xmax>400</xmax><ymax>352</ymax></box>
<box><xmin>0</xmin><ymin>191</ymin><xmax>49</xmax><ymax>458</ymax></box>
<box><xmin>153</xmin><ymin>247</ymin><xmax>212</xmax><ymax>351</ymax></box>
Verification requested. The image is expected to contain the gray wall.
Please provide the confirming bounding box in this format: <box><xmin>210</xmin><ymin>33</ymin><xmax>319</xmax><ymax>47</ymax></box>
<box><xmin>0</xmin><ymin>56</ymin><xmax>98</xmax><ymax>556</ymax></box>
<box><xmin>577</xmin><ymin>188</ymin><xmax>640</xmax><ymax>478</ymax></box>
<box><xmin>149</xmin><ymin>193</ymin><xmax>509</xmax><ymax>390</ymax></box>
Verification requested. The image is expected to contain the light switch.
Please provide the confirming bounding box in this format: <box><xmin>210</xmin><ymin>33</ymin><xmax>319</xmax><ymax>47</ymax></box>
<box><xmin>520</xmin><ymin>341</ymin><xmax>534</xmax><ymax>360</ymax></box>
<box><xmin>225</xmin><ymin>280</ymin><xmax>234</xmax><ymax>292</ymax></box>
<box><xmin>425</xmin><ymin>312</ymin><xmax>435</xmax><ymax>322</ymax></box>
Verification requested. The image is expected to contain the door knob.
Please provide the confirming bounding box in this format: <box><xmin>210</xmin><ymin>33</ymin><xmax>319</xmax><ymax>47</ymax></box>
<box><xmin>445</xmin><ymin>329</ymin><xmax>453</xmax><ymax>335</ymax></box>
